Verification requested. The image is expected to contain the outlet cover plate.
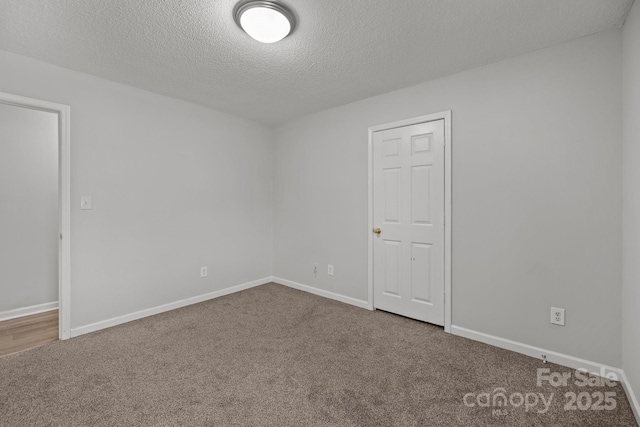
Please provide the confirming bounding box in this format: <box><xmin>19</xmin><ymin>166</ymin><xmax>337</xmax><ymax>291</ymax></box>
<box><xmin>550</xmin><ymin>307</ymin><xmax>565</xmax><ymax>326</ymax></box>
<box><xmin>80</xmin><ymin>196</ymin><xmax>92</xmax><ymax>210</ymax></box>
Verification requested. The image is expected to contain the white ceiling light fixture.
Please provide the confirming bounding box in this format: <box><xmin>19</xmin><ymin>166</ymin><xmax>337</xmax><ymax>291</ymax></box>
<box><xmin>234</xmin><ymin>1</ymin><xmax>296</xmax><ymax>44</ymax></box>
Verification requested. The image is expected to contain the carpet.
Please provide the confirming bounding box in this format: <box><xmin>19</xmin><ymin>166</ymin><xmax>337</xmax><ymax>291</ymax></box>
<box><xmin>0</xmin><ymin>283</ymin><xmax>636</xmax><ymax>426</ymax></box>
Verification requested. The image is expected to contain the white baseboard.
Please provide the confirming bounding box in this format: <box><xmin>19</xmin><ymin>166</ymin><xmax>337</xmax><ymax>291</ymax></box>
<box><xmin>272</xmin><ymin>277</ymin><xmax>370</xmax><ymax>310</ymax></box>
<box><xmin>70</xmin><ymin>277</ymin><xmax>272</xmax><ymax>338</ymax></box>
<box><xmin>451</xmin><ymin>325</ymin><xmax>621</xmax><ymax>376</ymax></box>
<box><xmin>0</xmin><ymin>301</ymin><xmax>58</xmax><ymax>321</ymax></box>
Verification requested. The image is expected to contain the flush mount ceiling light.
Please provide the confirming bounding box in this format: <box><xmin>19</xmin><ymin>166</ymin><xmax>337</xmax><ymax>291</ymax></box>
<box><xmin>234</xmin><ymin>1</ymin><xmax>296</xmax><ymax>44</ymax></box>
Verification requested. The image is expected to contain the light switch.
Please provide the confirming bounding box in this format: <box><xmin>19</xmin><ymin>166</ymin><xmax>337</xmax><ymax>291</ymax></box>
<box><xmin>81</xmin><ymin>196</ymin><xmax>92</xmax><ymax>210</ymax></box>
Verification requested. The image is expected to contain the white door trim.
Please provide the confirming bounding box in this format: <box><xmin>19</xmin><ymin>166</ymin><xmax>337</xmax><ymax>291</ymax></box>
<box><xmin>0</xmin><ymin>91</ymin><xmax>71</xmax><ymax>340</ymax></box>
<box><xmin>368</xmin><ymin>111</ymin><xmax>452</xmax><ymax>332</ymax></box>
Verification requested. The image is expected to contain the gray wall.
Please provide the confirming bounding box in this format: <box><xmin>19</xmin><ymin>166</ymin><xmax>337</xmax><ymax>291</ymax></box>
<box><xmin>623</xmin><ymin>0</ymin><xmax>640</xmax><ymax>407</ymax></box>
<box><xmin>0</xmin><ymin>103</ymin><xmax>58</xmax><ymax>312</ymax></box>
<box><xmin>0</xmin><ymin>50</ymin><xmax>274</xmax><ymax>329</ymax></box>
<box><xmin>274</xmin><ymin>29</ymin><xmax>623</xmax><ymax>367</ymax></box>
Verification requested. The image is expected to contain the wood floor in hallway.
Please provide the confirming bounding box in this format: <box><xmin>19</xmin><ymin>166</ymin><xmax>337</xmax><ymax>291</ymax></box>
<box><xmin>0</xmin><ymin>310</ymin><xmax>58</xmax><ymax>357</ymax></box>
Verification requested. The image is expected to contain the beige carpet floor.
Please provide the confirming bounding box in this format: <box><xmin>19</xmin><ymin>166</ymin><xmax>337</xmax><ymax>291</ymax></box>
<box><xmin>0</xmin><ymin>283</ymin><xmax>636</xmax><ymax>426</ymax></box>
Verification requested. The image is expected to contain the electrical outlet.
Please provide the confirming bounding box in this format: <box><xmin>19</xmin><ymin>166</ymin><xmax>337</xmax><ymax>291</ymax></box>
<box><xmin>80</xmin><ymin>196</ymin><xmax>92</xmax><ymax>210</ymax></box>
<box><xmin>550</xmin><ymin>307</ymin><xmax>565</xmax><ymax>326</ymax></box>
<box><xmin>200</xmin><ymin>266</ymin><xmax>208</xmax><ymax>278</ymax></box>
<box><xmin>328</xmin><ymin>264</ymin><xmax>334</xmax><ymax>276</ymax></box>
<box><xmin>313</xmin><ymin>263</ymin><xmax>319</xmax><ymax>276</ymax></box>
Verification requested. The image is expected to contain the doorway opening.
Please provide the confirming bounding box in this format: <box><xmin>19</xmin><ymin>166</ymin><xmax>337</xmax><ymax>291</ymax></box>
<box><xmin>0</xmin><ymin>91</ymin><xmax>70</xmax><ymax>350</ymax></box>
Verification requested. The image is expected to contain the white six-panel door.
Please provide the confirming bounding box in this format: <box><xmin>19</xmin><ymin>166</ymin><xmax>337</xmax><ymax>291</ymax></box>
<box><xmin>372</xmin><ymin>119</ymin><xmax>445</xmax><ymax>325</ymax></box>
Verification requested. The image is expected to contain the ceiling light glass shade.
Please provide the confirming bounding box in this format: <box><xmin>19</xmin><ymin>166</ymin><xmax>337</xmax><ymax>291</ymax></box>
<box><xmin>234</xmin><ymin>1</ymin><xmax>296</xmax><ymax>44</ymax></box>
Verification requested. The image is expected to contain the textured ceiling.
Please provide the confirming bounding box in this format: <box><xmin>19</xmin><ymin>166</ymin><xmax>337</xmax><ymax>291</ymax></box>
<box><xmin>0</xmin><ymin>0</ymin><xmax>634</xmax><ymax>125</ymax></box>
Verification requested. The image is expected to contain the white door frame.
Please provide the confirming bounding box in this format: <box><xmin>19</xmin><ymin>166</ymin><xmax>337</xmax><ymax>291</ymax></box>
<box><xmin>0</xmin><ymin>91</ymin><xmax>71</xmax><ymax>340</ymax></box>
<box><xmin>368</xmin><ymin>111</ymin><xmax>452</xmax><ymax>332</ymax></box>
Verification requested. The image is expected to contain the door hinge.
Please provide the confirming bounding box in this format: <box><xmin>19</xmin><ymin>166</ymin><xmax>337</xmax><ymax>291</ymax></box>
<box><xmin>60</xmin><ymin>233</ymin><xmax>63</xmax><ymax>240</ymax></box>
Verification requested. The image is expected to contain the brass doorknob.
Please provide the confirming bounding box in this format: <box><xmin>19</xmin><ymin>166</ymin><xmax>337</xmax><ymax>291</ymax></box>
<box><xmin>373</xmin><ymin>227</ymin><xmax>382</xmax><ymax>234</ymax></box>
